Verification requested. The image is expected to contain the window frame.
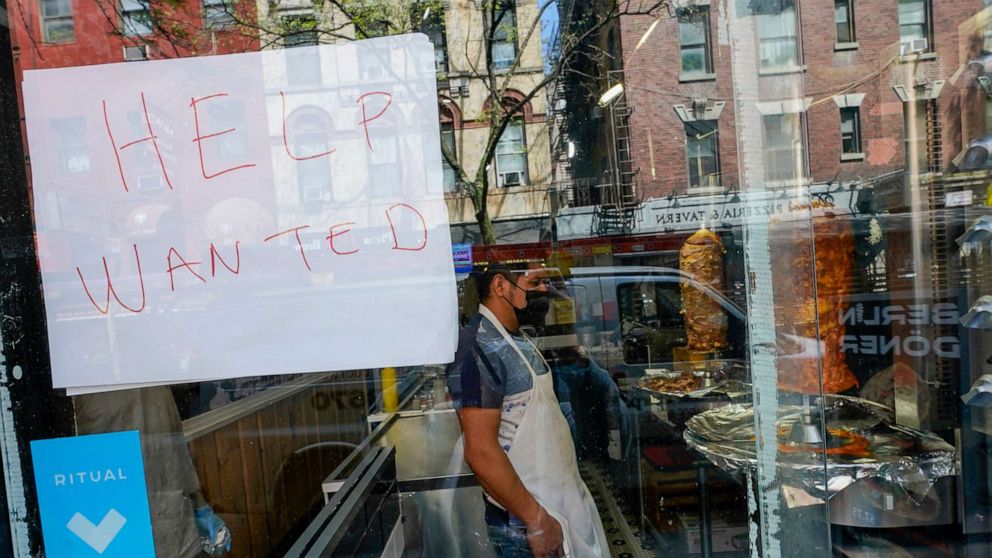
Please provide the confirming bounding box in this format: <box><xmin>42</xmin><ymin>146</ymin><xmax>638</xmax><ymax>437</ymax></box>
<box><xmin>678</xmin><ymin>7</ymin><xmax>713</xmax><ymax>77</ymax></box>
<box><xmin>762</xmin><ymin>111</ymin><xmax>808</xmax><ymax>185</ymax></box>
<box><xmin>898</xmin><ymin>0</ymin><xmax>934</xmax><ymax>53</ymax></box>
<box><xmin>282</xmin><ymin>13</ymin><xmax>319</xmax><ymax>48</ymax></box>
<box><xmin>416</xmin><ymin>3</ymin><xmax>449</xmax><ymax>75</ymax></box>
<box><xmin>368</xmin><ymin>133</ymin><xmax>402</xmax><ymax>199</ymax></box>
<box><xmin>495</xmin><ymin>119</ymin><xmax>528</xmax><ymax>187</ymax></box>
<box><xmin>39</xmin><ymin>0</ymin><xmax>75</xmax><ymax>44</ymax></box>
<box><xmin>757</xmin><ymin>0</ymin><xmax>800</xmax><ymax>70</ymax></box>
<box><xmin>50</xmin><ymin>117</ymin><xmax>90</xmax><ymax>174</ymax></box>
<box><xmin>834</xmin><ymin>0</ymin><xmax>856</xmax><ymax>45</ymax></box>
<box><xmin>281</xmin><ymin>13</ymin><xmax>322</xmax><ymax>87</ymax></box>
<box><xmin>490</xmin><ymin>1</ymin><xmax>518</xmax><ymax>71</ymax></box>
<box><xmin>840</xmin><ymin>106</ymin><xmax>863</xmax><ymax>156</ymax></box>
<box><xmin>684</xmin><ymin>120</ymin><xmax>720</xmax><ymax>190</ymax></box>
<box><xmin>440</xmin><ymin>122</ymin><xmax>458</xmax><ymax>193</ymax></box>
<box><xmin>292</xmin><ymin>115</ymin><xmax>334</xmax><ymax>205</ymax></box>
<box><xmin>120</xmin><ymin>0</ymin><xmax>154</xmax><ymax>37</ymax></box>
<box><xmin>202</xmin><ymin>0</ymin><xmax>236</xmax><ymax>30</ymax></box>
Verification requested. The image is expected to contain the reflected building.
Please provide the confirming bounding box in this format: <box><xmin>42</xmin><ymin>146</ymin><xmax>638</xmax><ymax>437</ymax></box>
<box><xmin>554</xmin><ymin>0</ymin><xmax>992</xmax><ymax>241</ymax></box>
<box><xmin>251</xmin><ymin>0</ymin><xmax>556</xmax><ymax>246</ymax></box>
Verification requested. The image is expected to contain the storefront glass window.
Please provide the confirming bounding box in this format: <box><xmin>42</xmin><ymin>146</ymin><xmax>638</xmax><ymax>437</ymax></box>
<box><xmin>4</xmin><ymin>1</ymin><xmax>992</xmax><ymax>557</ymax></box>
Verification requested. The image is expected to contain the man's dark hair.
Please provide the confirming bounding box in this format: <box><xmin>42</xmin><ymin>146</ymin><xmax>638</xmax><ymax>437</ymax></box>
<box><xmin>471</xmin><ymin>265</ymin><xmax>514</xmax><ymax>302</ymax></box>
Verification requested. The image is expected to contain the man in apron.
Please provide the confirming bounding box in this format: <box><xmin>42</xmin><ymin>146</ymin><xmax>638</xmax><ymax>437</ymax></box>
<box><xmin>447</xmin><ymin>267</ymin><xmax>610</xmax><ymax>558</ymax></box>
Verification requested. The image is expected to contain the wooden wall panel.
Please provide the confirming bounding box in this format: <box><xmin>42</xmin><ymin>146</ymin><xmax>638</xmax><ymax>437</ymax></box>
<box><xmin>236</xmin><ymin>415</ymin><xmax>270</xmax><ymax>557</ymax></box>
<box><xmin>187</xmin><ymin>375</ymin><xmax>370</xmax><ymax>558</ymax></box>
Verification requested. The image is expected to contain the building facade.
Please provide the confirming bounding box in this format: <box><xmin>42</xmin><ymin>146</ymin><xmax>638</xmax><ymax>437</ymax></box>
<box><xmin>11</xmin><ymin>0</ymin><xmax>556</xmax><ymax>246</ymax></box>
<box><xmin>610</xmin><ymin>0</ymin><xmax>990</xmax><ymax>200</ymax></box>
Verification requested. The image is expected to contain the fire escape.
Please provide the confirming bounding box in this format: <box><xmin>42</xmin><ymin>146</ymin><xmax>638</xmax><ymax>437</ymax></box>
<box><xmin>547</xmin><ymin>19</ymin><xmax>577</xmax><ymax>232</ymax></box>
<box><xmin>925</xmin><ymin>98</ymin><xmax>943</xmax><ymax>174</ymax></box>
<box><xmin>594</xmin><ymin>70</ymin><xmax>641</xmax><ymax>236</ymax></box>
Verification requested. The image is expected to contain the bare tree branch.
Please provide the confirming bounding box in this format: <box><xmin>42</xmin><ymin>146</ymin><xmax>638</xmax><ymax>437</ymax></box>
<box><xmin>68</xmin><ymin>0</ymin><xmax>668</xmax><ymax>243</ymax></box>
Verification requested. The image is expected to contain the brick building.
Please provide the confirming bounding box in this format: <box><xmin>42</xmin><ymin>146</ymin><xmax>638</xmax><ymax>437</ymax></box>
<box><xmin>615</xmin><ymin>0</ymin><xmax>991</xmax><ymax>199</ymax></box>
<box><xmin>9</xmin><ymin>0</ymin><xmax>556</xmax><ymax>246</ymax></box>
<box><xmin>11</xmin><ymin>0</ymin><xmax>258</xmax><ymax>81</ymax></box>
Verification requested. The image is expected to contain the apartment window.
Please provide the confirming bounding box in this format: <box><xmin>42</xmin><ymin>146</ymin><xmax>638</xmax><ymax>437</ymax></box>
<box><xmin>417</xmin><ymin>4</ymin><xmax>448</xmax><ymax>74</ymax></box>
<box><xmin>40</xmin><ymin>0</ymin><xmax>74</xmax><ymax>43</ymax></box>
<box><xmin>284</xmin><ymin>15</ymin><xmax>321</xmax><ymax>86</ymax></box>
<box><xmin>294</xmin><ymin>117</ymin><xmax>333</xmax><ymax>204</ymax></box>
<box><xmin>200</xmin><ymin>98</ymin><xmax>248</xmax><ymax>164</ymax></box>
<box><xmin>369</xmin><ymin>135</ymin><xmax>401</xmax><ymax>198</ymax></box>
<box><xmin>283</xmin><ymin>15</ymin><xmax>318</xmax><ymax>47</ymax></box>
<box><xmin>685</xmin><ymin>121</ymin><xmax>719</xmax><ymax>189</ymax></box>
<box><xmin>495</xmin><ymin>120</ymin><xmax>527</xmax><ymax>187</ymax></box>
<box><xmin>441</xmin><ymin>123</ymin><xmax>458</xmax><ymax>192</ymax></box>
<box><xmin>491</xmin><ymin>1</ymin><xmax>517</xmax><ymax>70</ymax></box>
<box><xmin>898</xmin><ymin>0</ymin><xmax>932</xmax><ymax>53</ymax></box>
<box><xmin>757</xmin><ymin>0</ymin><xmax>799</xmax><ymax>69</ymax></box>
<box><xmin>763</xmin><ymin>112</ymin><xmax>806</xmax><ymax>183</ymax></box>
<box><xmin>835</xmin><ymin>0</ymin><xmax>855</xmax><ymax>44</ymax></box>
<box><xmin>50</xmin><ymin>117</ymin><xmax>89</xmax><ymax>173</ymax></box>
<box><xmin>121</xmin><ymin>0</ymin><xmax>153</xmax><ymax>37</ymax></box>
<box><xmin>203</xmin><ymin>0</ymin><xmax>235</xmax><ymax>29</ymax></box>
<box><xmin>840</xmin><ymin>107</ymin><xmax>862</xmax><ymax>155</ymax></box>
<box><xmin>123</xmin><ymin>109</ymin><xmax>164</xmax><ymax>188</ymax></box>
<box><xmin>678</xmin><ymin>8</ymin><xmax>712</xmax><ymax>76</ymax></box>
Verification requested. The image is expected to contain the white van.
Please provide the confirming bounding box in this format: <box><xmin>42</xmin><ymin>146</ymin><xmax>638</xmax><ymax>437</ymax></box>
<box><xmin>530</xmin><ymin>266</ymin><xmax>749</xmax><ymax>379</ymax></box>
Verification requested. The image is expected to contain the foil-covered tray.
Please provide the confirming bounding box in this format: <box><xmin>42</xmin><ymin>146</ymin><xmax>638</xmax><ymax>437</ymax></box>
<box><xmin>683</xmin><ymin>397</ymin><xmax>957</xmax><ymax>499</ymax></box>
<box><xmin>632</xmin><ymin>362</ymin><xmax>750</xmax><ymax>399</ymax></box>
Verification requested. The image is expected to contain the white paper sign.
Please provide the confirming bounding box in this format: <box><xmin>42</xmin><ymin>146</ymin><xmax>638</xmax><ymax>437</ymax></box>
<box><xmin>23</xmin><ymin>35</ymin><xmax>457</xmax><ymax>391</ymax></box>
<box><xmin>945</xmin><ymin>190</ymin><xmax>974</xmax><ymax>208</ymax></box>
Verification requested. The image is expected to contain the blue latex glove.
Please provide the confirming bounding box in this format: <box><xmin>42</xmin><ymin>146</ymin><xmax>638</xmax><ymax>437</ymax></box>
<box><xmin>194</xmin><ymin>505</ymin><xmax>232</xmax><ymax>556</ymax></box>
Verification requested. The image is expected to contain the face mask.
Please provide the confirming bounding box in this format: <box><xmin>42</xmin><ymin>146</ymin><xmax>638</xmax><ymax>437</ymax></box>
<box><xmin>515</xmin><ymin>291</ymin><xmax>551</xmax><ymax>328</ymax></box>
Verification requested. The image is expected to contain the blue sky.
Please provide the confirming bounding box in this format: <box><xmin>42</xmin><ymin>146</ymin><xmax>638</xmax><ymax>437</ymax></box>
<box><xmin>539</xmin><ymin>0</ymin><xmax>560</xmax><ymax>73</ymax></box>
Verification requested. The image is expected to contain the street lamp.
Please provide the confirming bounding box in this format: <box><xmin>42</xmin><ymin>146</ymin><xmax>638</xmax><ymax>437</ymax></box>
<box><xmin>598</xmin><ymin>83</ymin><xmax>625</xmax><ymax>107</ymax></box>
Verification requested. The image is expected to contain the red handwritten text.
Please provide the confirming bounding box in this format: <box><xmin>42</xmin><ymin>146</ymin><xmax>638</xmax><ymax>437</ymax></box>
<box><xmin>103</xmin><ymin>94</ymin><xmax>174</xmax><ymax>192</ymax></box>
<box><xmin>76</xmin><ymin>244</ymin><xmax>147</xmax><ymax>314</ymax></box>
<box><xmin>166</xmin><ymin>247</ymin><xmax>206</xmax><ymax>292</ymax></box>
<box><xmin>327</xmin><ymin>222</ymin><xmax>359</xmax><ymax>255</ymax></box>
<box><xmin>281</xmin><ymin>91</ymin><xmax>336</xmax><ymax>161</ymax></box>
<box><xmin>356</xmin><ymin>92</ymin><xmax>393</xmax><ymax>152</ymax></box>
<box><xmin>264</xmin><ymin>225</ymin><xmax>313</xmax><ymax>271</ymax></box>
<box><xmin>190</xmin><ymin>93</ymin><xmax>257</xmax><ymax>179</ymax></box>
<box><xmin>209</xmin><ymin>242</ymin><xmax>242</xmax><ymax>277</ymax></box>
<box><xmin>385</xmin><ymin>203</ymin><xmax>428</xmax><ymax>251</ymax></box>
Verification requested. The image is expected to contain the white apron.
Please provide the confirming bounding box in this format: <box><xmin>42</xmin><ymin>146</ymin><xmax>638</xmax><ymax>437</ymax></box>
<box><xmin>477</xmin><ymin>307</ymin><xmax>610</xmax><ymax>558</ymax></box>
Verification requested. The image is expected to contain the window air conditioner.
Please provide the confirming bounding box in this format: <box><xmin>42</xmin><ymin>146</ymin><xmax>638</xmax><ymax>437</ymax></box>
<box><xmin>124</xmin><ymin>44</ymin><xmax>149</xmax><ymax>61</ymax></box>
<box><xmin>500</xmin><ymin>171</ymin><xmax>523</xmax><ymax>186</ymax></box>
<box><xmin>137</xmin><ymin>174</ymin><xmax>163</xmax><ymax>192</ymax></box>
<box><xmin>448</xmin><ymin>77</ymin><xmax>469</xmax><ymax>97</ymax></box>
<box><xmin>900</xmin><ymin>38</ymin><xmax>928</xmax><ymax>56</ymax></box>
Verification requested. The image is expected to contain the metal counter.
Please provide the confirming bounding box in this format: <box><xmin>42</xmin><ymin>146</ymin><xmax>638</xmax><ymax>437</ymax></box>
<box><xmin>319</xmin><ymin>375</ymin><xmax>495</xmax><ymax>557</ymax></box>
<box><xmin>372</xmin><ymin>409</ymin><xmax>474</xmax><ymax>491</ymax></box>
